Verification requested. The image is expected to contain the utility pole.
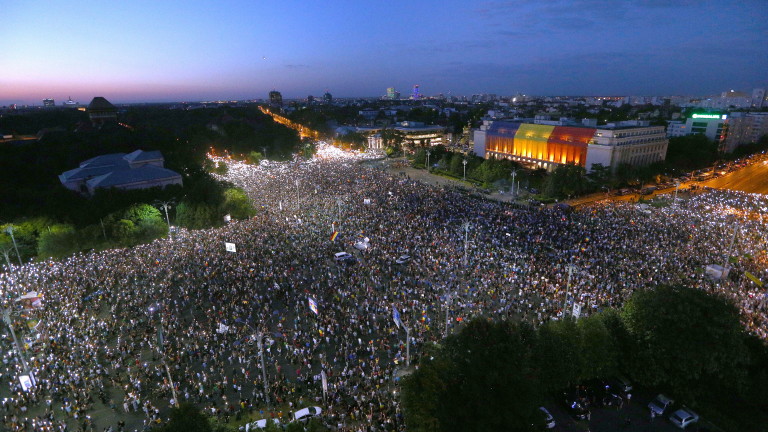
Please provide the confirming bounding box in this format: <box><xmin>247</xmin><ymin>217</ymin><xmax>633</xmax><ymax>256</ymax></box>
<box><xmin>3</xmin><ymin>309</ymin><xmax>32</xmax><ymax>382</ymax></box>
<box><xmin>562</xmin><ymin>263</ymin><xmax>575</xmax><ymax>316</ymax></box>
<box><xmin>722</xmin><ymin>216</ymin><xmax>738</xmax><ymax>280</ymax></box>
<box><xmin>511</xmin><ymin>169</ymin><xmax>517</xmax><ymax>198</ymax></box>
<box><xmin>257</xmin><ymin>333</ymin><xmax>270</xmax><ymax>406</ymax></box>
<box><xmin>404</xmin><ymin>325</ymin><xmax>411</xmax><ymax>367</ymax></box>
<box><xmin>673</xmin><ymin>181</ymin><xmax>680</xmax><ymax>208</ymax></box>
<box><xmin>5</xmin><ymin>225</ymin><xmax>22</xmax><ymax>266</ymax></box>
<box><xmin>155</xmin><ymin>201</ymin><xmax>174</xmax><ymax>240</ymax></box>
<box><xmin>462</xmin><ymin>222</ymin><xmax>471</xmax><ymax>266</ymax></box>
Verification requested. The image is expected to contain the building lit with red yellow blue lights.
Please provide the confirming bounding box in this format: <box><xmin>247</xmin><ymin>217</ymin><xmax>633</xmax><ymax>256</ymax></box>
<box><xmin>473</xmin><ymin>119</ymin><xmax>668</xmax><ymax>173</ymax></box>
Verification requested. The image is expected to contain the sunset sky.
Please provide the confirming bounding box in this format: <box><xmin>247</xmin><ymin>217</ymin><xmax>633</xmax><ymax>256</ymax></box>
<box><xmin>2</xmin><ymin>0</ymin><xmax>766</xmax><ymax>104</ymax></box>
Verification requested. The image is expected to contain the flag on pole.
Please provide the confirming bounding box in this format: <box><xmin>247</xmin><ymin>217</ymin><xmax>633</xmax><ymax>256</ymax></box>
<box><xmin>330</xmin><ymin>231</ymin><xmax>339</xmax><ymax>242</ymax></box>
<box><xmin>745</xmin><ymin>271</ymin><xmax>764</xmax><ymax>287</ymax></box>
<box><xmin>392</xmin><ymin>305</ymin><xmax>402</xmax><ymax>328</ymax></box>
<box><xmin>309</xmin><ymin>297</ymin><xmax>319</xmax><ymax>315</ymax></box>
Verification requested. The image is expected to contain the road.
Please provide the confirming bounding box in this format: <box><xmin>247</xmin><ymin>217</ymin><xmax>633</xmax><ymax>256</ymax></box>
<box><xmin>701</xmin><ymin>159</ymin><xmax>768</xmax><ymax>194</ymax></box>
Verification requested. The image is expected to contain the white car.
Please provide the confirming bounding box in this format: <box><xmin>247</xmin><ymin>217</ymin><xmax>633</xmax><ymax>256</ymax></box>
<box><xmin>395</xmin><ymin>254</ymin><xmax>411</xmax><ymax>264</ymax></box>
<box><xmin>648</xmin><ymin>394</ymin><xmax>674</xmax><ymax>416</ymax></box>
<box><xmin>669</xmin><ymin>407</ymin><xmax>699</xmax><ymax>429</ymax></box>
<box><xmin>293</xmin><ymin>406</ymin><xmax>322</xmax><ymax>422</ymax></box>
<box><xmin>334</xmin><ymin>252</ymin><xmax>353</xmax><ymax>262</ymax></box>
<box><xmin>241</xmin><ymin>418</ymin><xmax>280</xmax><ymax>431</ymax></box>
<box><xmin>538</xmin><ymin>406</ymin><xmax>556</xmax><ymax>429</ymax></box>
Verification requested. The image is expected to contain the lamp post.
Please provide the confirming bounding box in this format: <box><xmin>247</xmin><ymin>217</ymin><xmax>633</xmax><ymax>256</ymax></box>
<box><xmin>425</xmin><ymin>149</ymin><xmax>431</xmax><ymax>171</ymax></box>
<box><xmin>722</xmin><ymin>215</ymin><xmax>738</xmax><ymax>280</ymax></box>
<box><xmin>5</xmin><ymin>225</ymin><xmax>22</xmax><ymax>266</ymax></box>
<box><xmin>673</xmin><ymin>181</ymin><xmax>680</xmax><ymax>208</ymax></box>
<box><xmin>2</xmin><ymin>309</ymin><xmax>32</xmax><ymax>379</ymax></box>
<box><xmin>562</xmin><ymin>263</ymin><xmax>575</xmax><ymax>316</ymax></box>
<box><xmin>295</xmin><ymin>179</ymin><xmax>300</xmax><ymax>209</ymax></box>
<box><xmin>511</xmin><ymin>169</ymin><xmax>517</xmax><ymax>197</ymax></box>
<box><xmin>462</xmin><ymin>222</ymin><xmax>471</xmax><ymax>266</ymax></box>
<box><xmin>462</xmin><ymin>158</ymin><xmax>467</xmax><ymax>181</ymax></box>
<box><xmin>240</xmin><ymin>319</ymin><xmax>271</xmax><ymax>406</ymax></box>
<box><xmin>155</xmin><ymin>201</ymin><xmax>174</xmax><ymax>240</ymax></box>
<box><xmin>148</xmin><ymin>305</ymin><xmax>179</xmax><ymax>408</ymax></box>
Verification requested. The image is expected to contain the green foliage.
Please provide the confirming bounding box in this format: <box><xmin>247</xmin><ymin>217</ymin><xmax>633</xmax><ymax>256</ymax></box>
<box><xmin>37</xmin><ymin>224</ymin><xmax>79</xmax><ymax>258</ymax></box>
<box><xmin>578</xmin><ymin>314</ymin><xmax>618</xmax><ymax>380</ymax></box>
<box><xmin>176</xmin><ymin>202</ymin><xmax>220</xmax><ymax>229</ymax></box>
<box><xmin>622</xmin><ymin>285</ymin><xmax>748</xmax><ymax>403</ymax></box>
<box><xmin>154</xmin><ymin>403</ymin><xmax>212</xmax><ymax>432</ymax></box>
<box><xmin>665</xmin><ymin>134</ymin><xmax>718</xmax><ymax>170</ymax></box>
<box><xmin>247</xmin><ymin>151</ymin><xmax>263</xmax><ymax>164</ymax></box>
<box><xmin>543</xmin><ymin>163</ymin><xmax>590</xmax><ymax>198</ymax></box>
<box><xmin>213</xmin><ymin>161</ymin><xmax>229</xmax><ymax>175</ymax></box>
<box><xmin>534</xmin><ymin>318</ymin><xmax>582</xmax><ymax>392</ymax></box>
<box><xmin>222</xmin><ymin>188</ymin><xmax>256</xmax><ymax>220</ymax></box>
<box><xmin>402</xmin><ymin>319</ymin><xmax>543</xmax><ymax>432</ymax></box>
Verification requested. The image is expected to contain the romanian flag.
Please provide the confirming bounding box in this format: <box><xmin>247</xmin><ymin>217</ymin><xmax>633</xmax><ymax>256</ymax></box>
<box><xmin>330</xmin><ymin>231</ymin><xmax>339</xmax><ymax>242</ymax></box>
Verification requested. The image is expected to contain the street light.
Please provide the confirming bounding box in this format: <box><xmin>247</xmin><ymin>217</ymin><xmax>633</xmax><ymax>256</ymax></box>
<box><xmin>562</xmin><ymin>263</ymin><xmax>575</xmax><ymax>316</ymax></box>
<box><xmin>462</xmin><ymin>222</ymin><xmax>471</xmax><ymax>266</ymax></box>
<box><xmin>425</xmin><ymin>149</ymin><xmax>431</xmax><ymax>171</ymax></box>
<box><xmin>462</xmin><ymin>158</ymin><xmax>468</xmax><ymax>180</ymax></box>
<box><xmin>148</xmin><ymin>305</ymin><xmax>180</xmax><ymax>407</ymax></box>
<box><xmin>239</xmin><ymin>319</ymin><xmax>271</xmax><ymax>406</ymax></box>
<box><xmin>5</xmin><ymin>225</ymin><xmax>22</xmax><ymax>266</ymax></box>
<box><xmin>511</xmin><ymin>169</ymin><xmax>517</xmax><ymax>198</ymax></box>
<box><xmin>295</xmin><ymin>179</ymin><xmax>300</xmax><ymax>209</ymax></box>
<box><xmin>722</xmin><ymin>215</ymin><xmax>738</xmax><ymax>280</ymax></box>
<box><xmin>673</xmin><ymin>181</ymin><xmax>680</xmax><ymax>208</ymax></box>
<box><xmin>155</xmin><ymin>201</ymin><xmax>174</xmax><ymax>240</ymax></box>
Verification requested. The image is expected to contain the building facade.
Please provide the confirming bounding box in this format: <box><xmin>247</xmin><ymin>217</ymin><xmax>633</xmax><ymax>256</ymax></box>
<box><xmin>666</xmin><ymin>113</ymin><xmax>729</xmax><ymax>150</ymax></box>
<box><xmin>269</xmin><ymin>90</ymin><xmax>283</xmax><ymax>107</ymax></box>
<box><xmin>723</xmin><ymin>112</ymin><xmax>768</xmax><ymax>153</ymax></box>
<box><xmin>474</xmin><ymin>120</ymin><xmax>667</xmax><ymax>173</ymax></box>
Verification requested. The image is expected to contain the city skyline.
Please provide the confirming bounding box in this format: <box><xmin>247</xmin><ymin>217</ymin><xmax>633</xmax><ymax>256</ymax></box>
<box><xmin>2</xmin><ymin>0</ymin><xmax>767</xmax><ymax>105</ymax></box>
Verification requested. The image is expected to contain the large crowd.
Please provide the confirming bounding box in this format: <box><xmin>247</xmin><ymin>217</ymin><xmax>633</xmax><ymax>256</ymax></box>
<box><xmin>0</xmin><ymin>143</ymin><xmax>766</xmax><ymax>432</ymax></box>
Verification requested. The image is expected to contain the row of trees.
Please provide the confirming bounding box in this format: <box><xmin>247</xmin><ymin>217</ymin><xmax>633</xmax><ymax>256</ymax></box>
<box><xmin>2</xmin><ymin>185</ymin><xmax>255</xmax><ymax>261</ymax></box>
<box><xmin>402</xmin><ymin>286</ymin><xmax>768</xmax><ymax>431</ymax></box>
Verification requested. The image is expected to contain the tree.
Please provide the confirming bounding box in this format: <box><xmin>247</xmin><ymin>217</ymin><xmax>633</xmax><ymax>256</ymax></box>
<box><xmin>533</xmin><ymin>318</ymin><xmax>583</xmax><ymax>392</ymax></box>
<box><xmin>543</xmin><ymin>164</ymin><xmax>589</xmax><ymax>198</ymax></box>
<box><xmin>588</xmin><ymin>163</ymin><xmax>610</xmax><ymax>183</ymax></box>
<box><xmin>154</xmin><ymin>403</ymin><xmax>212</xmax><ymax>432</ymax></box>
<box><xmin>222</xmin><ymin>188</ymin><xmax>256</xmax><ymax>220</ymax></box>
<box><xmin>380</xmin><ymin>128</ymin><xmax>406</xmax><ymax>152</ymax></box>
<box><xmin>578</xmin><ymin>314</ymin><xmax>618</xmax><ymax>380</ymax></box>
<box><xmin>402</xmin><ymin>319</ymin><xmax>544</xmax><ymax>432</ymax></box>
<box><xmin>621</xmin><ymin>285</ymin><xmax>748</xmax><ymax>403</ymax></box>
<box><xmin>37</xmin><ymin>224</ymin><xmax>79</xmax><ymax>258</ymax></box>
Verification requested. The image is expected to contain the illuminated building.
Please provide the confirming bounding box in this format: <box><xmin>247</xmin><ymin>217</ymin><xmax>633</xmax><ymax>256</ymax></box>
<box><xmin>386</xmin><ymin>87</ymin><xmax>398</xmax><ymax>100</ymax></box>
<box><xmin>668</xmin><ymin>113</ymin><xmax>729</xmax><ymax>150</ymax></box>
<box><xmin>269</xmin><ymin>90</ymin><xmax>283</xmax><ymax>107</ymax></box>
<box><xmin>474</xmin><ymin>120</ymin><xmax>667</xmax><ymax>173</ymax></box>
<box><xmin>411</xmin><ymin>85</ymin><xmax>420</xmax><ymax>100</ymax></box>
<box><xmin>323</xmin><ymin>92</ymin><xmax>333</xmax><ymax>104</ymax></box>
<box><xmin>43</xmin><ymin>98</ymin><xmax>55</xmax><ymax>107</ymax></box>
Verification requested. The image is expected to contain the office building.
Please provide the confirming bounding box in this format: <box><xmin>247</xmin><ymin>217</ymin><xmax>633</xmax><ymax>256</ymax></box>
<box><xmin>43</xmin><ymin>98</ymin><xmax>55</xmax><ymax>107</ymax></box>
<box><xmin>666</xmin><ymin>113</ymin><xmax>728</xmax><ymax>150</ymax></box>
<box><xmin>473</xmin><ymin>119</ymin><xmax>667</xmax><ymax>173</ymax></box>
<box><xmin>269</xmin><ymin>90</ymin><xmax>283</xmax><ymax>107</ymax></box>
<box><xmin>411</xmin><ymin>85</ymin><xmax>421</xmax><ymax>100</ymax></box>
<box><xmin>323</xmin><ymin>92</ymin><xmax>333</xmax><ymax>104</ymax></box>
<box><xmin>723</xmin><ymin>112</ymin><xmax>768</xmax><ymax>153</ymax></box>
<box><xmin>751</xmin><ymin>88</ymin><xmax>766</xmax><ymax>109</ymax></box>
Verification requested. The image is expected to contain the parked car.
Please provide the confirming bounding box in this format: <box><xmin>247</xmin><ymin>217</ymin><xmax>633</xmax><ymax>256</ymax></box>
<box><xmin>648</xmin><ymin>394</ymin><xmax>674</xmax><ymax>416</ymax></box>
<box><xmin>294</xmin><ymin>406</ymin><xmax>322</xmax><ymax>422</ymax></box>
<box><xmin>241</xmin><ymin>418</ymin><xmax>280</xmax><ymax>431</ymax></box>
<box><xmin>669</xmin><ymin>407</ymin><xmax>699</xmax><ymax>429</ymax></box>
<box><xmin>395</xmin><ymin>254</ymin><xmax>411</xmax><ymax>264</ymax></box>
<box><xmin>334</xmin><ymin>252</ymin><xmax>355</xmax><ymax>265</ymax></box>
<box><xmin>608</xmin><ymin>376</ymin><xmax>633</xmax><ymax>394</ymax></box>
<box><xmin>538</xmin><ymin>407</ymin><xmax>556</xmax><ymax>429</ymax></box>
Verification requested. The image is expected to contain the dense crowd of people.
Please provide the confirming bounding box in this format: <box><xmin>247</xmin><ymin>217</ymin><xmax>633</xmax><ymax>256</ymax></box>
<box><xmin>0</xmin><ymin>143</ymin><xmax>766</xmax><ymax>432</ymax></box>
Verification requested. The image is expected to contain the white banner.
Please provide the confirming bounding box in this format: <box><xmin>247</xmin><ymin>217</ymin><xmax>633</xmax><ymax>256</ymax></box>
<box><xmin>225</xmin><ymin>242</ymin><xmax>237</xmax><ymax>253</ymax></box>
<box><xmin>572</xmin><ymin>303</ymin><xmax>582</xmax><ymax>319</ymax></box>
<box><xmin>321</xmin><ymin>370</ymin><xmax>328</xmax><ymax>396</ymax></box>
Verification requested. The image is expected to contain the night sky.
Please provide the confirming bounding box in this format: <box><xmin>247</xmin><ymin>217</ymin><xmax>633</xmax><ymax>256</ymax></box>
<box><xmin>2</xmin><ymin>0</ymin><xmax>767</xmax><ymax>104</ymax></box>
